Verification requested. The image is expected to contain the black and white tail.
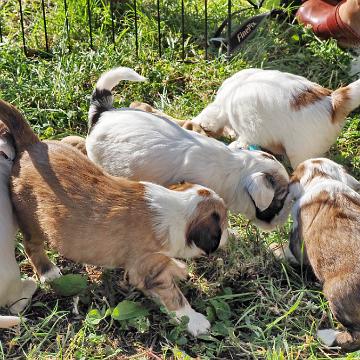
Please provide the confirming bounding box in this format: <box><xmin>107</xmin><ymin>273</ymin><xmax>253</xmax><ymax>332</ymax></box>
<box><xmin>88</xmin><ymin>67</ymin><xmax>146</xmax><ymax>133</ymax></box>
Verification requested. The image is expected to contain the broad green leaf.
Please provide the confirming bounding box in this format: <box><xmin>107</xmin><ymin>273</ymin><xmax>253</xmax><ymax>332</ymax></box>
<box><xmin>85</xmin><ymin>309</ymin><xmax>103</xmax><ymax>325</ymax></box>
<box><xmin>51</xmin><ymin>274</ymin><xmax>88</xmax><ymax>297</ymax></box>
<box><xmin>111</xmin><ymin>300</ymin><xmax>149</xmax><ymax>321</ymax></box>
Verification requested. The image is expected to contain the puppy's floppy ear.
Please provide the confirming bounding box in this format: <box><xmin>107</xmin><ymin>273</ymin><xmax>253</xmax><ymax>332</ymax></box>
<box><xmin>186</xmin><ymin>212</ymin><xmax>222</xmax><ymax>255</ymax></box>
<box><xmin>345</xmin><ymin>172</ymin><xmax>360</xmax><ymax>193</ymax></box>
<box><xmin>246</xmin><ymin>172</ymin><xmax>275</xmax><ymax>211</ymax></box>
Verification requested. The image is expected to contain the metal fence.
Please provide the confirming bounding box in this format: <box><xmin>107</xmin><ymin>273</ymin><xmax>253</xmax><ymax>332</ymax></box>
<box><xmin>0</xmin><ymin>0</ymin><xmax>279</xmax><ymax>60</ymax></box>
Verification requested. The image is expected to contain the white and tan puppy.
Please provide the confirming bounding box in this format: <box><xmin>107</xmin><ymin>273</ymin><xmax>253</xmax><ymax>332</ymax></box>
<box><xmin>286</xmin><ymin>158</ymin><xmax>360</xmax><ymax>350</ymax></box>
<box><xmin>190</xmin><ymin>68</ymin><xmax>360</xmax><ymax>168</ymax></box>
<box><xmin>0</xmin><ymin>124</ymin><xmax>37</xmax><ymax>329</ymax></box>
<box><xmin>0</xmin><ymin>99</ymin><xmax>228</xmax><ymax>336</ymax></box>
<box><xmin>86</xmin><ymin>67</ymin><xmax>291</xmax><ymax>231</ymax></box>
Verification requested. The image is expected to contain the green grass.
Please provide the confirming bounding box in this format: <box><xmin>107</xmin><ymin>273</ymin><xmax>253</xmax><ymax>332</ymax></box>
<box><xmin>0</xmin><ymin>0</ymin><xmax>359</xmax><ymax>359</ymax></box>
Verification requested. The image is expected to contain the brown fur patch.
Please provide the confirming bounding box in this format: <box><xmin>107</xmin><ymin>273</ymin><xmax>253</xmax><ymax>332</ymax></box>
<box><xmin>292</xmin><ymin>188</ymin><xmax>360</xmax><ymax>350</ymax></box>
<box><xmin>331</xmin><ymin>87</ymin><xmax>351</xmax><ymax>124</ymax></box>
<box><xmin>167</xmin><ymin>182</ymin><xmax>194</xmax><ymax>192</ymax></box>
<box><xmin>290</xmin><ymin>163</ymin><xmax>306</xmax><ymax>184</ymax></box>
<box><xmin>61</xmin><ymin>135</ymin><xmax>87</xmax><ymax>156</ymax></box>
<box><xmin>197</xmin><ymin>189</ymin><xmax>211</xmax><ymax>197</ymax></box>
<box><xmin>263</xmin><ymin>142</ymin><xmax>286</xmax><ymax>156</ymax></box>
<box><xmin>290</xmin><ymin>86</ymin><xmax>332</xmax><ymax>111</ymax></box>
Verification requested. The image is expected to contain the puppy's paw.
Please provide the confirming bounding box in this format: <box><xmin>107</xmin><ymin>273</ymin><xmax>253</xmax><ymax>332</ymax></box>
<box><xmin>175</xmin><ymin>305</ymin><xmax>210</xmax><ymax>337</ymax></box>
<box><xmin>40</xmin><ymin>266</ymin><xmax>62</xmax><ymax>283</ymax></box>
<box><xmin>317</xmin><ymin>329</ymin><xmax>340</xmax><ymax>346</ymax></box>
<box><xmin>269</xmin><ymin>242</ymin><xmax>299</xmax><ymax>265</ymax></box>
<box><xmin>9</xmin><ymin>278</ymin><xmax>37</xmax><ymax>314</ymax></box>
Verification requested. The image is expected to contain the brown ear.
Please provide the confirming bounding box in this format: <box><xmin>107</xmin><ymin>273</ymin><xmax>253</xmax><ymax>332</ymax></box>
<box><xmin>186</xmin><ymin>212</ymin><xmax>222</xmax><ymax>255</ymax></box>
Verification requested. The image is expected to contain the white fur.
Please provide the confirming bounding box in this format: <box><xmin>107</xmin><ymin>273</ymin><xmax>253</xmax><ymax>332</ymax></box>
<box><xmin>289</xmin><ymin>158</ymin><xmax>360</xmax><ymax>207</ymax></box>
<box><xmin>317</xmin><ymin>329</ymin><xmax>341</xmax><ymax>347</ymax></box>
<box><xmin>87</xmin><ymin>107</ymin><xmax>290</xmax><ymax>231</ymax></box>
<box><xmin>39</xmin><ymin>266</ymin><xmax>62</xmax><ymax>283</ymax></box>
<box><xmin>191</xmin><ymin>68</ymin><xmax>360</xmax><ymax>168</ymax></box>
<box><xmin>143</xmin><ymin>182</ymin><xmax>228</xmax><ymax>258</ymax></box>
<box><xmin>96</xmin><ymin>67</ymin><xmax>146</xmax><ymax>90</ymax></box>
<box><xmin>0</xmin><ymin>139</ymin><xmax>37</xmax><ymax>328</ymax></box>
<box><xmin>175</xmin><ymin>304</ymin><xmax>211</xmax><ymax>336</ymax></box>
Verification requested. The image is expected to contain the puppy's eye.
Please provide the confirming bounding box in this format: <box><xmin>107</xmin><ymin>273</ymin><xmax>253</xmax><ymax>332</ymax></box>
<box><xmin>265</xmin><ymin>174</ymin><xmax>276</xmax><ymax>187</ymax></box>
<box><xmin>0</xmin><ymin>151</ymin><xmax>9</xmax><ymax>160</ymax></box>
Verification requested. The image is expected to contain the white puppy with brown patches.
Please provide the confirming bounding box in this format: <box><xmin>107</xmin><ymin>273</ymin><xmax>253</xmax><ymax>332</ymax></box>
<box><xmin>86</xmin><ymin>67</ymin><xmax>291</xmax><ymax>231</ymax></box>
<box><xmin>0</xmin><ymin>125</ymin><xmax>37</xmax><ymax>328</ymax></box>
<box><xmin>284</xmin><ymin>158</ymin><xmax>360</xmax><ymax>351</ymax></box>
<box><xmin>190</xmin><ymin>68</ymin><xmax>360</xmax><ymax>168</ymax></box>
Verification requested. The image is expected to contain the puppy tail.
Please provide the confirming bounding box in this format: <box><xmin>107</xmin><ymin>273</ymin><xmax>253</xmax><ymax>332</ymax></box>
<box><xmin>88</xmin><ymin>67</ymin><xmax>146</xmax><ymax>133</ymax></box>
<box><xmin>331</xmin><ymin>78</ymin><xmax>360</xmax><ymax>124</ymax></box>
<box><xmin>0</xmin><ymin>100</ymin><xmax>39</xmax><ymax>153</ymax></box>
<box><xmin>0</xmin><ymin>315</ymin><xmax>21</xmax><ymax>328</ymax></box>
<box><xmin>317</xmin><ymin>329</ymin><xmax>360</xmax><ymax>351</ymax></box>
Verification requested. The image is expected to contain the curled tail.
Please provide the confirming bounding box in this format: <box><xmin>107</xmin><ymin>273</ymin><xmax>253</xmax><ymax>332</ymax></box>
<box><xmin>0</xmin><ymin>315</ymin><xmax>20</xmax><ymax>328</ymax></box>
<box><xmin>332</xmin><ymin>78</ymin><xmax>360</xmax><ymax>124</ymax></box>
<box><xmin>0</xmin><ymin>100</ymin><xmax>39</xmax><ymax>153</ymax></box>
<box><xmin>88</xmin><ymin>67</ymin><xmax>146</xmax><ymax>133</ymax></box>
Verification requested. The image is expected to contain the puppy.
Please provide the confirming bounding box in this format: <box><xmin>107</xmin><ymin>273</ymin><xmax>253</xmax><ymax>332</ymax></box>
<box><xmin>0</xmin><ymin>99</ymin><xmax>228</xmax><ymax>336</ymax></box>
<box><xmin>287</xmin><ymin>158</ymin><xmax>360</xmax><ymax>350</ymax></box>
<box><xmin>61</xmin><ymin>135</ymin><xmax>87</xmax><ymax>155</ymax></box>
<box><xmin>86</xmin><ymin>67</ymin><xmax>291</xmax><ymax>231</ymax></box>
<box><xmin>0</xmin><ymin>123</ymin><xmax>37</xmax><ymax>329</ymax></box>
<box><xmin>129</xmin><ymin>101</ymin><xmax>207</xmax><ymax>136</ymax></box>
<box><xmin>190</xmin><ymin>68</ymin><xmax>360</xmax><ymax>168</ymax></box>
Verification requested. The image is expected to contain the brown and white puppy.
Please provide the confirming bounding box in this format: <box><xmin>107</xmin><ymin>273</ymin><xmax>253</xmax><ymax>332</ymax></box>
<box><xmin>61</xmin><ymin>135</ymin><xmax>87</xmax><ymax>156</ymax></box>
<box><xmin>286</xmin><ymin>158</ymin><xmax>360</xmax><ymax>350</ymax></box>
<box><xmin>129</xmin><ymin>101</ymin><xmax>207</xmax><ymax>136</ymax></box>
<box><xmin>0</xmin><ymin>100</ymin><xmax>228</xmax><ymax>336</ymax></box>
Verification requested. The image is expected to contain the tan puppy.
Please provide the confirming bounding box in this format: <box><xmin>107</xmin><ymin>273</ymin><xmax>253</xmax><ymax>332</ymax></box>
<box><xmin>0</xmin><ymin>100</ymin><xmax>228</xmax><ymax>336</ymax></box>
<box><xmin>129</xmin><ymin>101</ymin><xmax>207</xmax><ymax>136</ymax></box>
<box><xmin>286</xmin><ymin>158</ymin><xmax>360</xmax><ymax>350</ymax></box>
<box><xmin>61</xmin><ymin>135</ymin><xmax>87</xmax><ymax>155</ymax></box>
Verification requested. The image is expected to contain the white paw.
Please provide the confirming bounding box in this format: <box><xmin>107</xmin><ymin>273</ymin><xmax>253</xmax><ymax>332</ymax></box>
<box><xmin>40</xmin><ymin>266</ymin><xmax>62</xmax><ymax>283</ymax></box>
<box><xmin>9</xmin><ymin>278</ymin><xmax>37</xmax><ymax>314</ymax></box>
<box><xmin>0</xmin><ymin>316</ymin><xmax>21</xmax><ymax>328</ymax></box>
<box><xmin>269</xmin><ymin>242</ymin><xmax>299</xmax><ymax>265</ymax></box>
<box><xmin>175</xmin><ymin>305</ymin><xmax>210</xmax><ymax>337</ymax></box>
<box><xmin>317</xmin><ymin>329</ymin><xmax>340</xmax><ymax>346</ymax></box>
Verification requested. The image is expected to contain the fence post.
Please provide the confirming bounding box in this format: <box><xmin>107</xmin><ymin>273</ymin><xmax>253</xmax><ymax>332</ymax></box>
<box><xmin>181</xmin><ymin>0</ymin><xmax>185</xmax><ymax>61</ymax></box>
<box><xmin>41</xmin><ymin>0</ymin><xmax>49</xmax><ymax>52</ymax></box>
<box><xmin>64</xmin><ymin>0</ymin><xmax>71</xmax><ymax>51</ymax></box>
<box><xmin>87</xmin><ymin>0</ymin><xmax>93</xmax><ymax>49</ymax></box>
<box><xmin>204</xmin><ymin>0</ymin><xmax>208</xmax><ymax>60</ymax></box>
<box><xmin>134</xmin><ymin>0</ymin><xmax>139</xmax><ymax>58</ymax></box>
<box><xmin>18</xmin><ymin>0</ymin><xmax>27</xmax><ymax>55</ymax></box>
<box><xmin>227</xmin><ymin>0</ymin><xmax>231</xmax><ymax>59</ymax></box>
<box><xmin>157</xmin><ymin>0</ymin><xmax>161</xmax><ymax>57</ymax></box>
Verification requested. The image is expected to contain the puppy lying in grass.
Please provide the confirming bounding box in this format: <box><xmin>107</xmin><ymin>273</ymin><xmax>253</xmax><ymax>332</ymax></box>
<box><xmin>190</xmin><ymin>68</ymin><xmax>360</xmax><ymax>168</ymax></box>
<box><xmin>0</xmin><ymin>123</ymin><xmax>37</xmax><ymax>328</ymax></box>
<box><xmin>286</xmin><ymin>158</ymin><xmax>360</xmax><ymax>350</ymax></box>
<box><xmin>0</xmin><ymin>99</ymin><xmax>229</xmax><ymax>336</ymax></box>
<box><xmin>86</xmin><ymin>67</ymin><xmax>291</xmax><ymax>231</ymax></box>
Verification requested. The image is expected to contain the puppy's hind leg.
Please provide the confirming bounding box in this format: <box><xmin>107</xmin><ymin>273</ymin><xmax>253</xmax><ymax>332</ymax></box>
<box><xmin>23</xmin><ymin>233</ymin><xmax>61</xmax><ymax>283</ymax></box>
<box><xmin>128</xmin><ymin>254</ymin><xmax>210</xmax><ymax>337</ymax></box>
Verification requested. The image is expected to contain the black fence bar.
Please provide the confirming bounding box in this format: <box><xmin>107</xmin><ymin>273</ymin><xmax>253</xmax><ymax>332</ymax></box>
<box><xmin>0</xmin><ymin>14</ymin><xmax>3</xmax><ymax>43</ymax></box>
<box><xmin>41</xmin><ymin>0</ymin><xmax>49</xmax><ymax>52</ymax></box>
<box><xmin>157</xmin><ymin>0</ymin><xmax>161</xmax><ymax>57</ymax></box>
<box><xmin>63</xmin><ymin>0</ymin><xmax>71</xmax><ymax>51</ymax></box>
<box><xmin>110</xmin><ymin>0</ymin><xmax>115</xmax><ymax>44</ymax></box>
<box><xmin>181</xmin><ymin>0</ymin><xmax>185</xmax><ymax>61</ymax></box>
<box><xmin>134</xmin><ymin>0</ymin><xmax>138</xmax><ymax>57</ymax></box>
<box><xmin>18</xmin><ymin>0</ymin><xmax>26</xmax><ymax>55</ymax></box>
<box><xmin>87</xmin><ymin>0</ymin><xmax>93</xmax><ymax>49</ymax></box>
<box><xmin>227</xmin><ymin>0</ymin><xmax>231</xmax><ymax>58</ymax></box>
<box><xmin>204</xmin><ymin>0</ymin><xmax>208</xmax><ymax>60</ymax></box>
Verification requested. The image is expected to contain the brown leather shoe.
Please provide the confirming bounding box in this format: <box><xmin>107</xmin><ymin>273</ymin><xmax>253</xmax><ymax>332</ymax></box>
<box><xmin>297</xmin><ymin>0</ymin><xmax>360</xmax><ymax>47</ymax></box>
